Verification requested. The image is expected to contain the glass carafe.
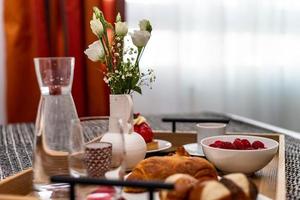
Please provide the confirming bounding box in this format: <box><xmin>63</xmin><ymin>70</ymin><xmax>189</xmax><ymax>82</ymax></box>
<box><xmin>33</xmin><ymin>57</ymin><xmax>78</xmax><ymax>192</ymax></box>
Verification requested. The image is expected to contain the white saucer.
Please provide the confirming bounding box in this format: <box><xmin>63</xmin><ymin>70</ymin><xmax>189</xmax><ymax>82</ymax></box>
<box><xmin>183</xmin><ymin>143</ymin><xmax>205</xmax><ymax>157</ymax></box>
<box><xmin>147</xmin><ymin>139</ymin><xmax>172</xmax><ymax>153</ymax></box>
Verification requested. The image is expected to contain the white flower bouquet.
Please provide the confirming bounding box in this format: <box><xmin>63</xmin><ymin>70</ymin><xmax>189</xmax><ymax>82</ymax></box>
<box><xmin>85</xmin><ymin>7</ymin><xmax>155</xmax><ymax>94</ymax></box>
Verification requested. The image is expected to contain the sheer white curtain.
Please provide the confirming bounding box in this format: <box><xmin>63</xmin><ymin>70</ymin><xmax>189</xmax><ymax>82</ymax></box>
<box><xmin>127</xmin><ymin>0</ymin><xmax>300</xmax><ymax>132</ymax></box>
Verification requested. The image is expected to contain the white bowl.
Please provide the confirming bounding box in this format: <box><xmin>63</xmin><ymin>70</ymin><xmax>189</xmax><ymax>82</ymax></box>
<box><xmin>201</xmin><ymin>135</ymin><xmax>279</xmax><ymax>174</ymax></box>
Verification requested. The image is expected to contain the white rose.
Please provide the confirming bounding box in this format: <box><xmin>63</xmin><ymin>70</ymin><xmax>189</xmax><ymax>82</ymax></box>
<box><xmin>84</xmin><ymin>41</ymin><xmax>105</xmax><ymax>62</ymax></box>
<box><xmin>115</xmin><ymin>21</ymin><xmax>128</xmax><ymax>36</ymax></box>
<box><xmin>139</xmin><ymin>19</ymin><xmax>152</xmax><ymax>33</ymax></box>
<box><xmin>130</xmin><ymin>30</ymin><xmax>151</xmax><ymax>48</ymax></box>
<box><xmin>90</xmin><ymin>14</ymin><xmax>104</xmax><ymax>37</ymax></box>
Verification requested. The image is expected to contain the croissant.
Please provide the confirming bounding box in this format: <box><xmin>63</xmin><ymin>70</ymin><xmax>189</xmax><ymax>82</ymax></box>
<box><xmin>124</xmin><ymin>147</ymin><xmax>218</xmax><ymax>193</ymax></box>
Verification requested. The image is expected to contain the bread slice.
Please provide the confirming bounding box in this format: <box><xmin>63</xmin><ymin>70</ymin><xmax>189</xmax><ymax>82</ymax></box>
<box><xmin>189</xmin><ymin>180</ymin><xmax>232</xmax><ymax>200</ymax></box>
<box><xmin>221</xmin><ymin>173</ymin><xmax>258</xmax><ymax>200</ymax></box>
<box><xmin>160</xmin><ymin>174</ymin><xmax>197</xmax><ymax>200</ymax></box>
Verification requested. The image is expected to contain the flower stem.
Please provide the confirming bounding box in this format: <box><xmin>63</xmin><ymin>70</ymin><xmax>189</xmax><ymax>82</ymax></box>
<box><xmin>102</xmin><ymin>27</ymin><xmax>115</xmax><ymax>71</ymax></box>
<box><xmin>99</xmin><ymin>38</ymin><xmax>112</xmax><ymax>71</ymax></box>
<box><xmin>99</xmin><ymin>13</ymin><xmax>114</xmax><ymax>72</ymax></box>
<box><xmin>137</xmin><ymin>47</ymin><xmax>145</xmax><ymax>63</ymax></box>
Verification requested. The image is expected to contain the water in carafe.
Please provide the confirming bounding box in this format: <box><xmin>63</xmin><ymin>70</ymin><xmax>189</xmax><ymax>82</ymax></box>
<box><xmin>33</xmin><ymin>57</ymin><xmax>78</xmax><ymax>192</ymax></box>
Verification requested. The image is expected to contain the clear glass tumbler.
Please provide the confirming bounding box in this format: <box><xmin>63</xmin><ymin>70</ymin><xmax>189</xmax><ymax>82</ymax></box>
<box><xmin>69</xmin><ymin>116</ymin><xmax>125</xmax><ymax>181</ymax></box>
<box><xmin>69</xmin><ymin>117</ymin><xmax>109</xmax><ymax>178</ymax></box>
<box><xmin>69</xmin><ymin>119</ymin><xmax>86</xmax><ymax>177</ymax></box>
<box><xmin>33</xmin><ymin>57</ymin><xmax>78</xmax><ymax>193</ymax></box>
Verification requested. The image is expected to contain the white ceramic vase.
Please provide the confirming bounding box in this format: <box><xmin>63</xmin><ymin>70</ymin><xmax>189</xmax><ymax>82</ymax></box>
<box><xmin>101</xmin><ymin>94</ymin><xmax>146</xmax><ymax>170</ymax></box>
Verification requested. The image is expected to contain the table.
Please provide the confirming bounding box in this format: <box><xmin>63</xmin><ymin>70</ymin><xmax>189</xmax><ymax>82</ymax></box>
<box><xmin>0</xmin><ymin>112</ymin><xmax>299</xmax><ymax>199</ymax></box>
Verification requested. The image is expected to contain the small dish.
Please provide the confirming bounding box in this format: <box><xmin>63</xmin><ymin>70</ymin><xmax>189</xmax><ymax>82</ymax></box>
<box><xmin>147</xmin><ymin>139</ymin><xmax>172</xmax><ymax>153</ymax></box>
<box><xmin>201</xmin><ymin>135</ymin><xmax>279</xmax><ymax>174</ymax></box>
<box><xmin>183</xmin><ymin>143</ymin><xmax>205</xmax><ymax>157</ymax></box>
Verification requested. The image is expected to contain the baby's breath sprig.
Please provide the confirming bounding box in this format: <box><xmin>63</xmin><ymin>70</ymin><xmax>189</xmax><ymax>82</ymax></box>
<box><xmin>84</xmin><ymin>6</ymin><xmax>155</xmax><ymax>95</ymax></box>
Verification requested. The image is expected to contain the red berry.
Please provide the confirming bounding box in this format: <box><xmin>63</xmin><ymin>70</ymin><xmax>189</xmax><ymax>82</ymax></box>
<box><xmin>134</xmin><ymin>123</ymin><xmax>153</xmax><ymax>143</ymax></box>
<box><xmin>214</xmin><ymin>140</ymin><xmax>224</xmax><ymax>148</ymax></box>
<box><xmin>233</xmin><ymin>138</ymin><xmax>244</xmax><ymax>149</ymax></box>
<box><xmin>209</xmin><ymin>138</ymin><xmax>266</xmax><ymax>150</ymax></box>
<box><xmin>134</xmin><ymin>125</ymin><xmax>140</xmax><ymax>133</ymax></box>
<box><xmin>231</xmin><ymin>143</ymin><xmax>237</xmax><ymax>149</ymax></box>
<box><xmin>252</xmin><ymin>141</ymin><xmax>265</xmax><ymax>149</ymax></box>
<box><xmin>241</xmin><ymin>139</ymin><xmax>251</xmax><ymax>149</ymax></box>
<box><xmin>209</xmin><ymin>143</ymin><xmax>217</xmax><ymax>148</ymax></box>
<box><xmin>222</xmin><ymin>142</ymin><xmax>235</xmax><ymax>149</ymax></box>
<box><xmin>214</xmin><ymin>140</ymin><xmax>223</xmax><ymax>144</ymax></box>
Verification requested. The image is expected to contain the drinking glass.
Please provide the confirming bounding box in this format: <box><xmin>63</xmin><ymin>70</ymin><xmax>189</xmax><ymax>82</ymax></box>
<box><xmin>69</xmin><ymin>119</ymin><xmax>86</xmax><ymax>177</ymax></box>
<box><xmin>196</xmin><ymin>123</ymin><xmax>227</xmax><ymax>144</ymax></box>
<box><xmin>84</xmin><ymin>142</ymin><xmax>113</xmax><ymax>178</ymax></box>
<box><xmin>195</xmin><ymin>123</ymin><xmax>226</xmax><ymax>155</ymax></box>
<box><xmin>69</xmin><ymin>117</ymin><xmax>109</xmax><ymax>177</ymax></box>
<box><xmin>83</xmin><ymin>118</ymin><xmax>126</xmax><ymax>200</ymax></box>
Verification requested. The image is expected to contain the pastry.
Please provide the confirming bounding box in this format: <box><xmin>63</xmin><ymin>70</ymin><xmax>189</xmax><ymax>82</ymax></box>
<box><xmin>220</xmin><ymin>173</ymin><xmax>258</xmax><ymax>200</ymax></box>
<box><xmin>188</xmin><ymin>173</ymin><xmax>258</xmax><ymax>200</ymax></box>
<box><xmin>189</xmin><ymin>180</ymin><xmax>232</xmax><ymax>200</ymax></box>
<box><xmin>160</xmin><ymin>174</ymin><xmax>198</xmax><ymax>200</ymax></box>
<box><xmin>124</xmin><ymin>147</ymin><xmax>218</xmax><ymax>193</ymax></box>
<box><xmin>146</xmin><ymin>140</ymin><xmax>159</xmax><ymax>151</ymax></box>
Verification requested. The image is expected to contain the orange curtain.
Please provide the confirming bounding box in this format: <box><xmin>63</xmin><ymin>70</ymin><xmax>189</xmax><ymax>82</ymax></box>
<box><xmin>4</xmin><ymin>0</ymin><xmax>125</xmax><ymax>123</ymax></box>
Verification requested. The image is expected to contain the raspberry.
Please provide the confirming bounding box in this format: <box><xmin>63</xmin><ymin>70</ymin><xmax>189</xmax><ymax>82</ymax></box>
<box><xmin>252</xmin><ymin>141</ymin><xmax>265</xmax><ymax>149</ymax></box>
<box><xmin>233</xmin><ymin>138</ymin><xmax>244</xmax><ymax>149</ymax></box>
<box><xmin>214</xmin><ymin>140</ymin><xmax>224</xmax><ymax>148</ymax></box>
<box><xmin>231</xmin><ymin>143</ymin><xmax>237</xmax><ymax>149</ymax></box>
<box><xmin>241</xmin><ymin>139</ymin><xmax>251</xmax><ymax>149</ymax></box>
<box><xmin>209</xmin><ymin>138</ymin><xmax>265</xmax><ymax>150</ymax></box>
<box><xmin>222</xmin><ymin>142</ymin><xmax>236</xmax><ymax>149</ymax></box>
<box><xmin>137</xmin><ymin>123</ymin><xmax>154</xmax><ymax>143</ymax></box>
<box><xmin>209</xmin><ymin>143</ymin><xmax>217</xmax><ymax>148</ymax></box>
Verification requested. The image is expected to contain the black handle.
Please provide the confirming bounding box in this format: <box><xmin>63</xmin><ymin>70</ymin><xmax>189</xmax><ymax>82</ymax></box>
<box><xmin>51</xmin><ymin>176</ymin><xmax>174</xmax><ymax>200</ymax></box>
<box><xmin>162</xmin><ymin>117</ymin><xmax>230</xmax><ymax>132</ymax></box>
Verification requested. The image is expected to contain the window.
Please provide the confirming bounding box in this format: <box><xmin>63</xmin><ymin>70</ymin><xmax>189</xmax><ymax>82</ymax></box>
<box><xmin>127</xmin><ymin>0</ymin><xmax>300</xmax><ymax>131</ymax></box>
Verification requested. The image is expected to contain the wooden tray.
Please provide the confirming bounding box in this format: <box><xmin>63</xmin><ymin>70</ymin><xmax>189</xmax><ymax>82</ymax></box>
<box><xmin>0</xmin><ymin>132</ymin><xmax>285</xmax><ymax>200</ymax></box>
<box><xmin>154</xmin><ymin>131</ymin><xmax>286</xmax><ymax>200</ymax></box>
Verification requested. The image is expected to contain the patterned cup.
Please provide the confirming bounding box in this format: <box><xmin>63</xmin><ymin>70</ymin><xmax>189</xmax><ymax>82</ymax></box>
<box><xmin>84</xmin><ymin>142</ymin><xmax>112</xmax><ymax>178</ymax></box>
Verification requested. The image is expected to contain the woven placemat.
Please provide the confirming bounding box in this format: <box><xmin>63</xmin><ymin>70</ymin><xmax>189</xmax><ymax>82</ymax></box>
<box><xmin>285</xmin><ymin>135</ymin><xmax>300</xmax><ymax>200</ymax></box>
<box><xmin>0</xmin><ymin>115</ymin><xmax>299</xmax><ymax>199</ymax></box>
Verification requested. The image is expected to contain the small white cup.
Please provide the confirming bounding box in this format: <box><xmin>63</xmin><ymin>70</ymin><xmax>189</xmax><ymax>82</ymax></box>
<box><xmin>196</xmin><ymin>123</ymin><xmax>227</xmax><ymax>145</ymax></box>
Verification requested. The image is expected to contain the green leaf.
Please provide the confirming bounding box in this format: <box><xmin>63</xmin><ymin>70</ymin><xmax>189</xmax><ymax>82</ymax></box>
<box><xmin>146</xmin><ymin>21</ymin><xmax>152</xmax><ymax>33</ymax></box>
<box><xmin>133</xmin><ymin>86</ymin><xmax>142</xmax><ymax>94</ymax></box>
